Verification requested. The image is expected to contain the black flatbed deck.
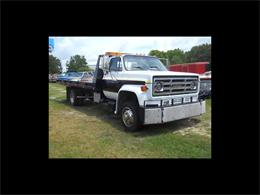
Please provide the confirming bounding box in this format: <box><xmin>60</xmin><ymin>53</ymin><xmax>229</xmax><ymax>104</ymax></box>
<box><xmin>57</xmin><ymin>80</ymin><xmax>95</xmax><ymax>91</ymax></box>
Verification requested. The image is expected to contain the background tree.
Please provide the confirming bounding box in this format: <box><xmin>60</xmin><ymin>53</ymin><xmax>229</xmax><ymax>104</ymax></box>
<box><xmin>149</xmin><ymin>49</ymin><xmax>186</xmax><ymax>65</ymax></box>
<box><xmin>166</xmin><ymin>49</ymin><xmax>186</xmax><ymax>64</ymax></box>
<box><xmin>66</xmin><ymin>55</ymin><xmax>91</xmax><ymax>72</ymax></box>
<box><xmin>149</xmin><ymin>50</ymin><xmax>166</xmax><ymax>58</ymax></box>
<box><xmin>49</xmin><ymin>55</ymin><xmax>62</xmax><ymax>74</ymax></box>
<box><xmin>149</xmin><ymin>43</ymin><xmax>211</xmax><ymax>67</ymax></box>
<box><xmin>185</xmin><ymin>43</ymin><xmax>211</xmax><ymax>63</ymax></box>
<box><xmin>149</xmin><ymin>50</ymin><xmax>168</xmax><ymax>66</ymax></box>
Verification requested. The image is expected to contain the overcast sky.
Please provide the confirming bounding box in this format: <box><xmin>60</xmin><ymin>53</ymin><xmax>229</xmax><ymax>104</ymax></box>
<box><xmin>49</xmin><ymin>36</ymin><xmax>211</xmax><ymax>72</ymax></box>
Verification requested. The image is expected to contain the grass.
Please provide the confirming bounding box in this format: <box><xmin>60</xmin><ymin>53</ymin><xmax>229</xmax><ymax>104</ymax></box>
<box><xmin>49</xmin><ymin>83</ymin><xmax>211</xmax><ymax>158</ymax></box>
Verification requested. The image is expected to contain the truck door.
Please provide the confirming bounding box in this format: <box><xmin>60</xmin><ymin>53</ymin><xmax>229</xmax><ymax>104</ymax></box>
<box><xmin>102</xmin><ymin>57</ymin><xmax>122</xmax><ymax>100</ymax></box>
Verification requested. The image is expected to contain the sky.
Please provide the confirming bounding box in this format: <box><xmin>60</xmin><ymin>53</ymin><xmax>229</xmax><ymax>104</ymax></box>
<box><xmin>49</xmin><ymin>36</ymin><xmax>211</xmax><ymax>72</ymax></box>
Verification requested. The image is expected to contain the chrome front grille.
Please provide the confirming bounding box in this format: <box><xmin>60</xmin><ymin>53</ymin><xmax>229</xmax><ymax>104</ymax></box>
<box><xmin>153</xmin><ymin>76</ymin><xmax>199</xmax><ymax>96</ymax></box>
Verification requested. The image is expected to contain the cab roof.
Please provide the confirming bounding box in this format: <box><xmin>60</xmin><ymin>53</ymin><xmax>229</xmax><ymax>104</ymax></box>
<box><xmin>105</xmin><ymin>52</ymin><xmax>147</xmax><ymax>57</ymax></box>
<box><xmin>105</xmin><ymin>52</ymin><xmax>127</xmax><ymax>56</ymax></box>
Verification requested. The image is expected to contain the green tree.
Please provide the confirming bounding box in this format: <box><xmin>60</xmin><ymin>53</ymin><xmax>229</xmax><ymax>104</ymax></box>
<box><xmin>66</xmin><ymin>55</ymin><xmax>91</xmax><ymax>72</ymax></box>
<box><xmin>149</xmin><ymin>49</ymin><xmax>186</xmax><ymax>65</ymax></box>
<box><xmin>49</xmin><ymin>55</ymin><xmax>62</xmax><ymax>74</ymax></box>
<box><xmin>166</xmin><ymin>49</ymin><xmax>186</xmax><ymax>64</ymax></box>
<box><xmin>149</xmin><ymin>43</ymin><xmax>211</xmax><ymax>65</ymax></box>
<box><xmin>185</xmin><ymin>43</ymin><xmax>211</xmax><ymax>63</ymax></box>
<box><xmin>149</xmin><ymin>50</ymin><xmax>168</xmax><ymax>66</ymax></box>
<box><xmin>149</xmin><ymin>50</ymin><xmax>165</xmax><ymax>58</ymax></box>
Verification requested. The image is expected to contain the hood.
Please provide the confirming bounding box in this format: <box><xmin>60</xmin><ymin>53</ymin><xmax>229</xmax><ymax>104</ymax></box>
<box><xmin>115</xmin><ymin>70</ymin><xmax>199</xmax><ymax>83</ymax></box>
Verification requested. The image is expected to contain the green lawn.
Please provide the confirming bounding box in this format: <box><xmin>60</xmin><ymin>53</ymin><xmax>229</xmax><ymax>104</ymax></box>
<box><xmin>49</xmin><ymin>83</ymin><xmax>211</xmax><ymax>158</ymax></box>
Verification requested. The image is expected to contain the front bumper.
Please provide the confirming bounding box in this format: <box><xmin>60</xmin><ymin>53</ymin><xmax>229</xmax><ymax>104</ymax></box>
<box><xmin>143</xmin><ymin>101</ymin><xmax>206</xmax><ymax>125</ymax></box>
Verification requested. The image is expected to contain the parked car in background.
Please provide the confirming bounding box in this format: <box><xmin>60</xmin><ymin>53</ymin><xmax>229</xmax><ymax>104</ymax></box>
<box><xmin>57</xmin><ymin>72</ymin><xmax>69</xmax><ymax>81</ymax></box>
<box><xmin>80</xmin><ymin>72</ymin><xmax>94</xmax><ymax>83</ymax></box>
<box><xmin>199</xmin><ymin>71</ymin><xmax>211</xmax><ymax>99</ymax></box>
<box><xmin>57</xmin><ymin>72</ymin><xmax>79</xmax><ymax>81</ymax></box>
<box><xmin>56</xmin><ymin>71</ymin><xmax>94</xmax><ymax>82</ymax></box>
<box><xmin>65</xmin><ymin>72</ymin><xmax>84</xmax><ymax>82</ymax></box>
<box><xmin>49</xmin><ymin>74</ymin><xmax>58</xmax><ymax>83</ymax></box>
<box><xmin>69</xmin><ymin>72</ymin><xmax>90</xmax><ymax>82</ymax></box>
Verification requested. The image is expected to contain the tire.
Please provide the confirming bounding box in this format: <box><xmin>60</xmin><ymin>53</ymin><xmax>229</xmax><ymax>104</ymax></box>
<box><xmin>69</xmin><ymin>88</ymin><xmax>84</xmax><ymax>106</ymax></box>
<box><xmin>121</xmin><ymin>101</ymin><xmax>141</xmax><ymax>132</ymax></box>
<box><xmin>66</xmin><ymin>87</ymin><xmax>70</xmax><ymax>102</ymax></box>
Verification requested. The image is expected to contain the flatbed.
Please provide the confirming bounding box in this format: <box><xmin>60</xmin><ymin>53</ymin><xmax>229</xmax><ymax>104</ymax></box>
<box><xmin>57</xmin><ymin>79</ymin><xmax>95</xmax><ymax>90</ymax></box>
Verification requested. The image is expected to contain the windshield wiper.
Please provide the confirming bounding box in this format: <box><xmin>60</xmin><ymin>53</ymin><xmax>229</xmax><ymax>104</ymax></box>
<box><xmin>149</xmin><ymin>66</ymin><xmax>159</xmax><ymax>70</ymax></box>
<box><xmin>133</xmin><ymin>66</ymin><xmax>144</xmax><ymax>70</ymax></box>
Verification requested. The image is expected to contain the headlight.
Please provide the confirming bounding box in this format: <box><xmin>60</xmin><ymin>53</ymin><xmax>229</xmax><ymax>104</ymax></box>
<box><xmin>190</xmin><ymin>81</ymin><xmax>197</xmax><ymax>90</ymax></box>
<box><xmin>154</xmin><ymin>81</ymin><xmax>164</xmax><ymax>92</ymax></box>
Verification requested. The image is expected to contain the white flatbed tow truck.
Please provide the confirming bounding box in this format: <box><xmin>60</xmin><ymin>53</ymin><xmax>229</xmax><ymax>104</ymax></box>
<box><xmin>57</xmin><ymin>52</ymin><xmax>206</xmax><ymax>131</ymax></box>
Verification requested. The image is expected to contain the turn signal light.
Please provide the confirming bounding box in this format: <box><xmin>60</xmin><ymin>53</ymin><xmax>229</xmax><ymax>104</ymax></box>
<box><xmin>141</xmin><ymin>85</ymin><xmax>148</xmax><ymax>92</ymax></box>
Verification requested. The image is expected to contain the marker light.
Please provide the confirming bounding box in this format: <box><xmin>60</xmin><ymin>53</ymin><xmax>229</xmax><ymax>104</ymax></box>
<box><xmin>141</xmin><ymin>85</ymin><xmax>149</xmax><ymax>92</ymax></box>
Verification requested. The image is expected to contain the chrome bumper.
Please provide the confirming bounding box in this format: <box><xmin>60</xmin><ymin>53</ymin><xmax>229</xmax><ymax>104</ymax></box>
<box><xmin>144</xmin><ymin>101</ymin><xmax>206</xmax><ymax>125</ymax></box>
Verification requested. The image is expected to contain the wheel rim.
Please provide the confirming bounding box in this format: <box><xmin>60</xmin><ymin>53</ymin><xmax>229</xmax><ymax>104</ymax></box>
<box><xmin>70</xmin><ymin>91</ymin><xmax>75</xmax><ymax>104</ymax></box>
<box><xmin>122</xmin><ymin>107</ymin><xmax>135</xmax><ymax>127</ymax></box>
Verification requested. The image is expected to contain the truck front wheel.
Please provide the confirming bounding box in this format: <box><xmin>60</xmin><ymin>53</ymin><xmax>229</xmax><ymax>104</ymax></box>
<box><xmin>121</xmin><ymin>101</ymin><xmax>141</xmax><ymax>132</ymax></box>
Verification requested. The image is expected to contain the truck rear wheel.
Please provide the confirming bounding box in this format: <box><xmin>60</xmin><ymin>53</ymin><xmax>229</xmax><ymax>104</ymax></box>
<box><xmin>69</xmin><ymin>89</ymin><xmax>84</xmax><ymax>106</ymax></box>
<box><xmin>66</xmin><ymin>87</ymin><xmax>70</xmax><ymax>102</ymax></box>
<box><xmin>121</xmin><ymin>101</ymin><xmax>141</xmax><ymax>132</ymax></box>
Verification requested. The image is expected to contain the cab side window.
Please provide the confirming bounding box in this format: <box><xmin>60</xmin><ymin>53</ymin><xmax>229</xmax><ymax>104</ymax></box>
<box><xmin>110</xmin><ymin>57</ymin><xmax>122</xmax><ymax>71</ymax></box>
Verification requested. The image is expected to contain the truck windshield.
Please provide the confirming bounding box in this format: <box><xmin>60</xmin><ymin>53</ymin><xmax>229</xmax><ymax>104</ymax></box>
<box><xmin>123</xmin><ymin>55</ymin><xmax>167</xmax><ymax>71</ymax></box>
